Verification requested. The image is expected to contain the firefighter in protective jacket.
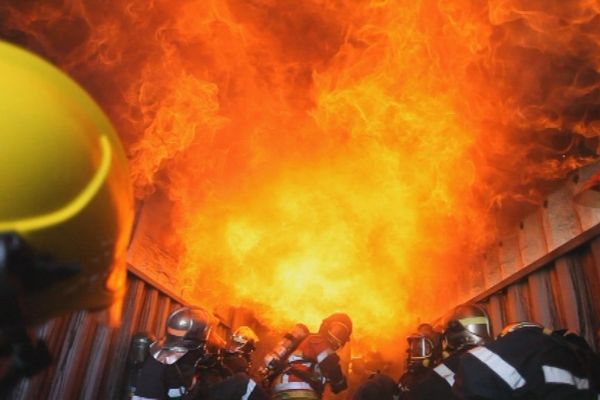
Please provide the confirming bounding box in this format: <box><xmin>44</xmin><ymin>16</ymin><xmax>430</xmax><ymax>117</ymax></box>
<box><xmin>133</xmin><ymin>307</ymin><xmax>225</xmax><ymax>400</ymax></box>
<box><xmin>268</xmin><ymin>313</ymin><xmax>353</xmax><ymax>400</ymax></box>
<box><xmin>454</xmin><ymin>321</ymin><xmax>600</xmax><ymax>399</ymax></box>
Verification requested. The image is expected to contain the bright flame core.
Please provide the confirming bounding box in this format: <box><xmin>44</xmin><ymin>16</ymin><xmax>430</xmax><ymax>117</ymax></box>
<box><xmin>1</xmin><ymin>0</ymin><xmax>598</xmax><ymax>342</ymax></box>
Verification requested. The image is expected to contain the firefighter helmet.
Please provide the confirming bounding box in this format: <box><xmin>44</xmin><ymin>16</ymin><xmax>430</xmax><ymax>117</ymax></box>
<box><xmin>319</xmin><ymin>313</ymin><xmax>353</xmax><ymax>350</ymax></box>
<box><xmin>0</xmin><ymin>41</ymin><xmax>133</xmax><ymax>326</ymax></box>
<box><xmin>150</xmin><ymin>307</ymin><xmax>217</xmax><ymax>365</ymax></box>
<box><xmin>231</xmin><ymin>325</ymin><xmax>259</xmax><ymax>352</ymax></box>
<box><xmin>407</xmin><ymin>334</ymin><xmax>434</xmax><ymax>364</ymax></box>
<box><xmin>444</xmin><ymin>304</ymin><xmax>491</xmax><ymax>351</ymax></box>
<box><xmin>499</xmin><ymin>321</ymin><xmax>546</xmax><ymax>338</ymax></box>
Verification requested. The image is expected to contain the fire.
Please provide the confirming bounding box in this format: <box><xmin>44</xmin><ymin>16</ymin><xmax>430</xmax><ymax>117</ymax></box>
<box><xmin>0</xmin><ymin>0</ymin><xmax>598</xmax><ymax>346</ymax></box>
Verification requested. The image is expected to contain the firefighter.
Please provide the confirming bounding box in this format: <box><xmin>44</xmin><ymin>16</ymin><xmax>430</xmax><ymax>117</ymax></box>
<box><xmin>0</xmin><ymin>41</ymin><xmax>134</xmax><ymax>394</ymax></box>
<box><xmin>132</xmin><ymin>307</ymin><xmax>225</xmax><ymax>400</ymax></box>
<box><xmin>203</xmin><ymin>325</ymin><xmax>270</xmax><ymax>400</ymax></box>
<box><xmin>454</xmin><ymin>321</ymin><xmax>600</xmax><ymax>399</ymax></box>
<box><xmin>397</xmin><ymin>323</ymin><xmax>443</xmax><ymax>397</ymax></box>
<box><xmin>406</xmin><ymin>304</ymin><xmax>492</xmax><ymax>399</ymax></box>
<box><xmin>222</xmin><ymin>326</ymin><xmax>260</xmax><ymax>375</ymax></box>
<box><xmin>266</xmin><ymin>313</ymin><xmax>353</xmax><ymax>400</ymax></box>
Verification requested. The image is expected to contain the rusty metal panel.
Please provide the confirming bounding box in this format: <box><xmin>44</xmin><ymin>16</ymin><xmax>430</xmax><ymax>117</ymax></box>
<box><xmin>554</xmin><ymin>252</ymin><xmax>598</xmax><ymax>348</ymax></box>
<box><xmin>498</xmin><ymin>234</ymin><xmax>522</xmax><ymax>279</ymax></box>
<box><xmin>137</xmin><ymin>287</ymin><xmax>160</xmax><ymax>333</ymax></box>
<box><xmin>504</xmin><ymin>283</ymin><xmax>530</xmax><ymax>323</ymax></box>
<box><xmin>486</xmin><ymin>294</ymin><xmax>506</xmax><ymax>338</ymax></box>
<box><xmin>79</xmin><ymin>324</ymin><xmax>113</xmax><ymax>399</ymax></box>
<box><xmin>47</xmin><ymin>311</ymin><xmax>96</xmax><ymax>399</ymax></box>
<box><xmin>518</xmin><ymin>210</ymin><xmax>547</xmax><ymax>266</ymax></box>
<box><xmin>589</xmin><ymin>238</ymin><xmax>600</xmax><ymax>290</ymax></box>
<box><xmin>527</xmin><ymin>269</ymin><xmax>560</xmax><ymax>329</ymax></box>
<box><xmin>153</xmin><ymin>295</ymin><xmax>172</xmax><ymax>338</ymax></box>
<box><xmin>541</xmin><ymin>187</ymin><xmax>582</xmax><ymax>251</ymax></box>
<box><xmin>569</xmin><ymin>163</ymin><xmax>600</xmax><ymax>231</ymax></box>
<box><xmin>468</xmin><ymin>261</ymin><xmax>485</xmax><ymax>299</ymax></box>
<box><xmin>584</xmin><ymin>239</ymin><xmax>600</xmax><ymax>313</ymax></box>
<box><xmin>483</xmin><ymin>246</ymin><xmax>501</xmax><ymax>288</ymax></box>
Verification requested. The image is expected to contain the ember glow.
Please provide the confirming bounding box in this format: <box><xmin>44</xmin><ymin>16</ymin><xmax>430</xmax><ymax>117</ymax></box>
<box><xmin>1</xmin><ymin>0</ymin><xmax>598</xmax><ymax>341</ymax></box>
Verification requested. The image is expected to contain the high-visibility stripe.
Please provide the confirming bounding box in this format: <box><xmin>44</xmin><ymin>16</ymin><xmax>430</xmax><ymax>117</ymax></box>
<box><xmin>273</xmin><ymin>381</ymin><xmax>314</xmax><ymax>392</ymax></box>
<box><xmin>242</xmin><ymin>379</ymin><xmax>257</xmax><ymax>400</ymax></box>
<box><xmin>469</xmin><ymin>347</ymin><xmax>526</xmax><ymax>389</ymax></box>
<box><xmin>0</xmin><ymin>135</ymin><xmax>112</xmax><ymax>232</ymax></box>
<box><xmin>167</xmin><ymin>386</ymin><xmax>186</xmax><ymax>397</ymax></box>
<box><xmin>542</xmin><ymin>366</ymin><xmax>589</xmax><ymax>390</ymax></box>
<box><xmin>458</xmin><ymin>317</ymin><xmax>489</xmax><ymax>326</ymax></box>
<box><xmin>433</xmin><ymin>363</ymin><xmax>455</xmax><ymax>387</ymax></box>
<box><xmin>317</xmin><ymin>348</ymin><xmax>334</xmax><ymax>363</ymax></box>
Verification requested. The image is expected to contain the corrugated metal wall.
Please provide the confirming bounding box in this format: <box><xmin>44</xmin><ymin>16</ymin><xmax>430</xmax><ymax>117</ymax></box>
<box><xmin>480</xmin><ymin>238</ymin><xmax>600</xmax><ymax>349</ymax></box>
<box><xmin>8</xmin><ymin>273</ymin><xmax>182</xmax><ymax>400</ymax></box>
<box><xmin>462</xmin><ymin>162</ymin><xmax>600</xmax><ymax>350</ymax></box>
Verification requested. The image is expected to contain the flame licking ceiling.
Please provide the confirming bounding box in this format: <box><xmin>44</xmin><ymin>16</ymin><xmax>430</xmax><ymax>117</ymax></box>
<box><xmin>0</xmin><ymin>0</ymin><xmax>598</xmax><ymax>340</ymax></box>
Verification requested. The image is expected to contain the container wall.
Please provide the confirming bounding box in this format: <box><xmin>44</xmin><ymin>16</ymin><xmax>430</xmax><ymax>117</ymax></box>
<box><xmin>8</xmin><ymin>273</ymin><xmax>182</xmax><ymax>400</ymax></box>
<box><xmin>462</xmin><ymin>162</ymin><xmax>600</xmax><ymax>350</ymax></box>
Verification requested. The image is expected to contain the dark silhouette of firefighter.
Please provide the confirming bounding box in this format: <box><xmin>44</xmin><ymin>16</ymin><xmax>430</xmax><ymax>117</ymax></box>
<box><xmin>133</xmin><ymin>307</ymin><xmax>268</xmax><ymax>400</ymax></box>
<box><xmin>222</xmin><ymin>326</ymin><xmax>260</xmax><ymax>375</ymax></box>
<box><xmin>454</xmin><ymin>321</ymin><xmax>600</xmax><ymax>399</ymax></box>
<box><xmin>132</xmin><ymin>307</ymin><xmax>224</xmax><ymax>400</ymax></box>
<box><xmin>0</xmin><ymin>40</ymin><xmax>134</xmax><ymax>395</ymax></box>
<box><xmin>406</xmin><ymin>304</ymin><xmax>492</xmax><ymax>399</ymax></box>
<box><xmin>397</xmin><ymin>322</ymin><xmax>443</xmax><ymax>398</ymax></box>
<box><xmin>260</xmin><ymin>313</ymin><xmax>353</xmax><ymax>400</ymax></box>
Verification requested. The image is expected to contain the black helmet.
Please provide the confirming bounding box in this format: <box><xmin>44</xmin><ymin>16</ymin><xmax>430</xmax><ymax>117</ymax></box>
<box><xmin>129</xmin><ymin>332</ymin><xmax>156</xmax><ymax>366</ymax></box>
<box><xmin>407</xmin><ymin>334</ymin><xmax>434</xmax><ymax>364</ymax></box>
<box><xmin>319</xmin><ymin>313</ymin><xmax>353</xmax><ymax>350</ymax></box>
<box><xmin>406</xmin><ymin>323</ymin><xmax>443</xmax><ymax>367</ymax></box>
<box><xmin>150</xmin><ymin>307</ymin><xmax>215</xmax><ymax>364</ymax></box>
<box><xmin>444</xmin><ymin>304</ymin><xmax>491</xmax><ymax>351</ymax></box>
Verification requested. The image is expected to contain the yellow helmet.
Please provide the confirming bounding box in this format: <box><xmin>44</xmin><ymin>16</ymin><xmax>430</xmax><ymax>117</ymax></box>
<box><xmin>232</xmin><ymin>325</ymin><xmax>260</xmax><ymax>348</ymax></box>
<box><xmin>0</xmin><ymin>41</ymin><xmax>133</xmax><ymax>325</ymax></box>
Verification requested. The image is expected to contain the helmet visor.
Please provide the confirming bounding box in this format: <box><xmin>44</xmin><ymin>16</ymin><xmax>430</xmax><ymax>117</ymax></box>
<box><xmin>407</xmin><ymin>335</ymin><xmax>433</xmax><ymax>360</ymax></box>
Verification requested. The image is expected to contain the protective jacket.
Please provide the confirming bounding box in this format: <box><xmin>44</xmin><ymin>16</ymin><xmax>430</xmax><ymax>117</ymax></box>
<box><xmin>454</xmin><ymin>326</ymin><xmax>600</xmax><ymax>399</ymax></box>
<box><xmin>205</xmin><ymin>373</ymin><xmax>269</xmax><ymax>400</ymax></box>
<box><xmin>397</xmin><ymin>363</ymin><xmax>432</xmax><ymax>399</ymax></box>
<box><xmin>271</xmin><ymin>333</ymin><xmax>347</xmax><ymax>400</ymax></box>
<box><xmin>405</xmin><ymin>349</ymin><xmax>466</xmax><ymax>399</ymax></box>
<box><xmin>132</xmin><ymin>352</ymin><xmax>207</xmax><ymax>400</ymax></box>
<box><xmin>133</xmin><ymin>357</ymin><xmax>266</xmax><ymax>400</ymax></box>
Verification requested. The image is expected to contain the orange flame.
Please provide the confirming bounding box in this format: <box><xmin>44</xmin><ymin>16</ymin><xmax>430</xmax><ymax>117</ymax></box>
<box><xmin>1</xmin><ymin>0</ymin><xmax>598</xmax><ymax>345</ymax></box>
